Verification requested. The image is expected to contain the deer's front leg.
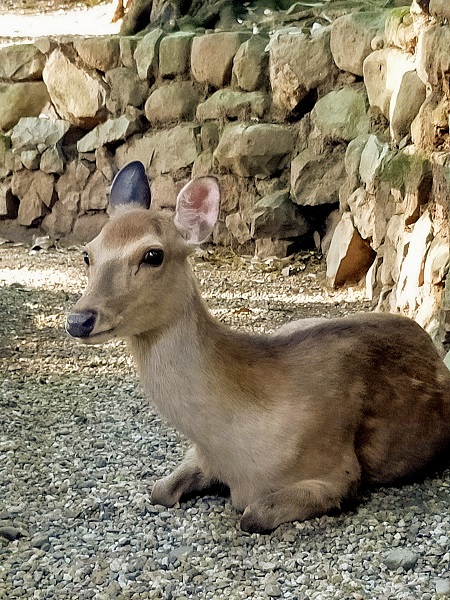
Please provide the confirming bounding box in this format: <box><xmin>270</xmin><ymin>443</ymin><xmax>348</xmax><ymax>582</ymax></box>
<box><xmin>151</xmin><ymin>445</ymin><xmax>214</xmax><ymax>507</ymax></box>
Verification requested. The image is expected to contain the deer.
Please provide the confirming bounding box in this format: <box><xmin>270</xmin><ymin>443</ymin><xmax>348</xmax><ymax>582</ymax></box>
<box><xmin>66</xmin><ymin>161</ymin><xmax>450</xmax><ymax>533</ymax></box>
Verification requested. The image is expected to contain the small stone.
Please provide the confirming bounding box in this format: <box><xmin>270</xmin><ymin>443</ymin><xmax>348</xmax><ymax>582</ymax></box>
<box><xmin>31</xmin><ymin>532</ymin><xmax>50</xmax><ymax>548</ymax></box>
<box><xmin>435</xmin><ymin>579</ymin><xmax>450</xmax><ymax>596</ymax></box>
<box><xmin>383</xmin><ymin>548</ymin><xmax>419</xmax><ymax>571</ymax></box>
<box><xmin>265</xmin><ymin>583</ymin><xmax>282</xmax><ymax>597</ymax></box>
<box><xmin>0</xmin><ymin>525</ymin><xmax>22</xmax><ymax>541</ymax></box>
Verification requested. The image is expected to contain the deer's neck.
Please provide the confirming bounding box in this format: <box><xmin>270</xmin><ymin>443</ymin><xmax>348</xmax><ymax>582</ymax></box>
<box><xmin>127</xmin><ymin>291</ymin><xmax>234</xmax><ymax>438</ymax></box>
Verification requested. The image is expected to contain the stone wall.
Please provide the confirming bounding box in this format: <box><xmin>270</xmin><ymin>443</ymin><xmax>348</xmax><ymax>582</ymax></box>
<box><xmin>0</xmin><ymin>0</ymin><xmax>449</xmax><ymax>345</ymax></box>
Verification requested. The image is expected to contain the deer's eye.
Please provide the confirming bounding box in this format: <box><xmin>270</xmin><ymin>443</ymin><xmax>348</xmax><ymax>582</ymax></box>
<box><xmin>83</xmin><ymin>251</ymin><xmax>90</xmax><ymax>266</ymax></box>
<box><xmin>141</xmin><ymin>249</ymin><xmax>164</xmax><ymax>267</ymax></box>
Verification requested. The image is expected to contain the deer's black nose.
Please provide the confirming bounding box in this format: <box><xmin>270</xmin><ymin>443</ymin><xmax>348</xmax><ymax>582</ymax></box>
<box><xmin>66</xmin><ymin>311</ymin><xmax>97</xmax><ymax>338</ymax></box>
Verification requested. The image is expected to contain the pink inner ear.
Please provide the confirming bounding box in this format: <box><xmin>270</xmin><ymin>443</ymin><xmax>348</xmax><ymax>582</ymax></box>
<box><xmin>175</xmin><ymin>177</ymin><xmax>220</xmax><ymax>244</ymax></box>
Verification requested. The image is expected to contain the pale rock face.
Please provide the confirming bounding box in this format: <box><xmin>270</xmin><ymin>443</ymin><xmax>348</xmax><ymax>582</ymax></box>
<box><xmin>416</xmin><ymin>24</ymin><xmax>450</xmax><ymax>90</ymax></box>
<box><xmin>429</xmin><ymin>0</ymin><xmax>450</xmax><ymax>20</ymax></box>
<box><xmin>326</xmin><ymin>212</ymin><xmax>376</xmax><ymax>287</ymax></box>
<box><xmin>134</xmin><ymin>29</ymin><xmax>164</xmax><ymax>81</ymax></box>
<box><xmin>159</xmin><ymin>32</ymin><xmax>194</xmax><ymax>78</ymax></box>
<box><xmin>363</xmin><ymin>48</ymin><xmax>416</xmax><ymax>118</ymax></box>
<box><xmin>12</xmin><ymin>170</ymin><xmax>55</xmax><ymax>226</ymax></box>
<box><xmin>77</xmin><ymin>113</ymin><xmax>141</xmax><ymax>153</ymax></box>
<box><xmin>251</xmin><ymin>191</ymin><xmax>311</xmax><ymax>239</ymax></box>
<box><xmin>196</xmin><ymin>90</ymin><xmax>269</xmax><ymax>122</ymax></box>
<box><xmin>73</xmin><ymin>37</ymin><xmax>120</xmax><ymax>72</ymax></box>
<box><xmin>43</xmin><ymin>49</ymin><xmax>108</xmax><ymax>128</ymax></box>
<box><xmin>389</xmin><ymin>70</ymin><xmax>426</xmax><ymax>143</ymax></box>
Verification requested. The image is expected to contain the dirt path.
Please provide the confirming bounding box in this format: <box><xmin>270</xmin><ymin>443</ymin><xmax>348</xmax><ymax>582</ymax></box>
<box><xmin>0</xmin><ymin>0</ymin><xmax>119</xmax><ymax>44</ymax></box>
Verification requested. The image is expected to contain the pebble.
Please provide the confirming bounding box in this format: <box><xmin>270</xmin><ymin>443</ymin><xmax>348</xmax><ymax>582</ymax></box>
<box><xmin>383</xmin><ymin>549</ymin><xmax>420</xmax><ymax>571</ymax></box>
<box><xmin>436</xmin><ymin>578</ymin><xmax>450</xmax><ymax>595</ymax></box>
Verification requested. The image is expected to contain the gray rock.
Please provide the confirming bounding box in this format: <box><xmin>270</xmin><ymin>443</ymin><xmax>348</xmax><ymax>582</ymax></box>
<box><xmin>265</xmin><ymin>584</ymin><xmax>282</xmax><ymax>597</ymax></box>
<box><xmin>0</xmin><ymin>44</ymin><xmax>46</xmax><ymax>81</ymax></box>
<box><xmin>0</xmin><ymin>82</ymin><xmax>50</xmax><ymax>132</ymax></box>
<box><xmin>73</xmin><ymin>36</ymin><xmax>120</xmax><ymax>72</ymax></box>
<box><xmin>389</xmin><ymin>69</ymin><xmax>426</xmax><ymax>143</ymax></box>
<box><xmin>145</xmin><ymin>82</ymin><xmax>200</xmax><ymax>125</ymax></box>
<box><xmin>226</xmin><ymin>212</ymin><xmax>252</xmax><ymax>245</ymax></box>
<box><xmin>197</xmin><ymin>89</ymin><xmax>268</xmax><ymax>122</ymax></box>
<box><xmin>251</xmin><ymin>191</ymin><xmax>310</xmax><ymax>239</ymax></box>
<box><xmin>77</xmin><ymin>113</ymin><xmax>141</xmax><ymax>153</ymax></box>
<box><xmin>40</xmin><ymin>145</ymin><xmax>64</xmax><ymax>175</ymax></box>
<box><xmin>134</xmin><ymin>28</ymin><xmax>164</xmax><ymax>81</ymax></box>
<box><xmin>115</xmin><ymin>124</ymin><xmax>200</xmax><ymax>178</ymax></box>
<box><xmin>105</xmin><ymin>67</ymin><xmax>148</xmax><ymax>116</ymax></box>
<box><xmin>291</xmin><ymin>146</ymin><xmax>346</xmax><ymax>206</ymax></box>
<box><xmin>191</xmin><ymin>32</ymin><xmax>250</xmax><ymax>89</ymax></box>
<box><xmin>429</xmin><ymin>0</ymin><xmax>450</xmax><ymax>20</ymax></box>
<box><xmin>385</xmin><ymin>6</ymin><xmax>416</xmax><ymax>52</ymax></box>
<box><xmin>0</xmin><ymin>525</ymin><xmax>22</xmax><ymax>541</ymax></box>
<box><xmin>20</xmin><ymin>149</ymin><xmax>40</xmax><ymax>170</ymax></box>
<box><xmin>31</xmin><ymin>532</ymin><xmax>50</xmax><ymax>549</ymax></box>
<box><xmin>0</xmin><ymin>180</ymin><xmax>17</xmax><ymax>218</ymax></box>
<box><xmin>12</xmin><ymin>170</ymin><xmax>55</xmax><ymax>226</ymax></box>
<box><xmin>119</xmin><ymin>35</ymin><xmax>140</xmax><ymax>69</ymax></box>
<box><xmin>311</xmin><ymin>86</ymin><xmax>370</xmax><ymax>142</ymax></box>
<box><xmin>159</xmin><ymin>32</ymin><xmax>195</xmax><ymax>78</ymax></box>
<box><xmin>80</xmin><ymin>171</ymin><xmax>110</xmax><ymax>213</ymax></box>
<box><xmin>232</xmin><ymin>35</ymin><xmax>268</xmax><ymax>92</ymax></box>
<box><xmin>11</xmin><ymin>117</ymin><xmax>69</xmax><ymax>152</ymax></box>
<box><xmin>435</xmin><ymin>578</ymin><xmax>450</xmax><ymax>595</ymax></box>
<box><xmin>255</xmin><ymin>238</ymin><xmax>294</xmax><ymax>258</ymax></box>
<box><xmin>383</xmin><ymin>548</ymin><xmax>419</xmax><ymax>571</ymax></box>
<box><xmin>214</xmin><ymin>123</ymin><xmax>294</xmax><ymax>177</ymax></box>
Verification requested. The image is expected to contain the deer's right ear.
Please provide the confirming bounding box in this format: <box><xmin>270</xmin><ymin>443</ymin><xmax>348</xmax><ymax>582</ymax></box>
<box><xmin>109</xmin><ymin>161</ymin><xmax>151</xmax><ymax>212</ymax></box>
<box><xmin>174</xmin><ymin>177</ymin><xmax>220</xmax><ymax>245</ymax></box>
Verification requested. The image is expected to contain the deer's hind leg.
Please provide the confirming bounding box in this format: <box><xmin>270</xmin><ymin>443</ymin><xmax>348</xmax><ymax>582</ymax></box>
<box><xmin>151</xmin><ymin>445</ymin><xmax>215</xmax><ymax>507</ymax></box>
<box><xmin>240</xmin><ymin>452</ymin><xmax>361</xmax><ymax>533</ymax></box>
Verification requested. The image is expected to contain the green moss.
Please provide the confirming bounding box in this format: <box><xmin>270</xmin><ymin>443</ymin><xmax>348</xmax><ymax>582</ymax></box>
<box><xmin>380</xmin><ymin>151</ymin><xmax>431</xmax><ymax>192</ymax></box>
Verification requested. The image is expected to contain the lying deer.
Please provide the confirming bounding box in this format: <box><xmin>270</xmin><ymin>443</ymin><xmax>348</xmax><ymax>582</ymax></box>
<box><xmin>66</xmin><ymin>161</ymin><xmax>450</xmax><ymax>533</ymax></box>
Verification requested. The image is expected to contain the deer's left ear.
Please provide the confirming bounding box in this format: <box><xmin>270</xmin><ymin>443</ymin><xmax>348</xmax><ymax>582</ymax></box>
<box><xmin>174</xmin><ymin>177</ymin><xmax>220</xmax><ymax>244</ymax></box>
<box><xmin>109</xmin><ymin>161</ymin><xmax>151</xmax><ymax>211</ymax></box>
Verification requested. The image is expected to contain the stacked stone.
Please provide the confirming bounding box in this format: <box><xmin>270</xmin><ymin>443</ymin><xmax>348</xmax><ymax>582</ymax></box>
<box><xmin>0</xmin><ymin>1</ymin><xmax>448</xmax><ymax>343</ymax></box>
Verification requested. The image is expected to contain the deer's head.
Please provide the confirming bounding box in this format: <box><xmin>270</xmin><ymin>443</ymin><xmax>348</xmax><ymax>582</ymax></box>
<box><xmin>66</xmin><ymin>161</ymin><xmax>220</xmax><ymax>343</ymax></box>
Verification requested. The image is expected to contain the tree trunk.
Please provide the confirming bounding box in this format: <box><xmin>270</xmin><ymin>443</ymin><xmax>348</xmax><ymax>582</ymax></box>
<box><xmin>120</xmin><ymin>0</ymin><xmax>242</xmax><ymax>36</ymax></box>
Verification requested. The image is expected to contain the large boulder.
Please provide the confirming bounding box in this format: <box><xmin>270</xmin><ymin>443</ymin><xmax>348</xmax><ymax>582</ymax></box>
<box><xmin>389</xmin><ymin>70</ymin><xmax>426</xmax><ymax>143</ymax></box>
<box><xmin>385</xmin><ymin>7</ymin><xmax>416</xmax><ymax>52</ymax></box>
<box><xmin>213</xmin><ymin>124</ymin><xmax>294</xmax><ymax>177</ymax></box>
<box><xmin>0</xmin><ymin>82</ymin><xmax>49</xmax><ymax>132</ymax></box>
<box><xmin>311</xmin><ymin>86</ymin><xmax>370</xmax><ymax>142</ymax></box>
<box><xmin>0</xmin><ymin>44</ymin><xmax>46</xmax><ymax>81</ymax></box>
<box><xmin>191</xmin><ymin>32</ymin><xmax>250</xmax><ymax>89</ymax></box>
<box><xmin>268</xmin><ymin>27</ymin><xmax>336</xmax><ymax>113</ymax></box>
<box><xmin>43</xmin><ymin>49</ymin><xmax>108</xmax><ymax>129</ymax></box>
<box><xmin>416</xmin><ymin>24</ymin><xmax>450</xmax><ymax>91</ymax></box>
<box><xmin>145</xmin><ymin>82</ymin><xmax>200</xmax><ymax>124</ymax></box>
<box><xmin>291</xmin><ymin>146</ymin><xmax>346</xmax><ymax>206</ymax></box>
<box><xmin>330</xmin><ymin>11</ymin><xmax>387</xmax><ymax>76</ymax></box>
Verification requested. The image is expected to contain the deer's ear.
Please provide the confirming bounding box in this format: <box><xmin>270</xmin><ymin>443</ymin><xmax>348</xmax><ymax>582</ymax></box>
<box><xmin>109</xmin><ymin>161</ymin><xmax>151</xmax><ymax>211</ymax></box>
<box><xmin>174</xmin><ymin>177</ymin><xmax>220</xmax><ymax>244</ymax></box>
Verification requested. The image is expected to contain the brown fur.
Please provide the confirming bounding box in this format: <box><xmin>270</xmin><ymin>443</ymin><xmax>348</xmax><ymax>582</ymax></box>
<box><xmin>68</xmin><ymin>203</ymin><xmax>450</xmax><ymax>533</ymax></box>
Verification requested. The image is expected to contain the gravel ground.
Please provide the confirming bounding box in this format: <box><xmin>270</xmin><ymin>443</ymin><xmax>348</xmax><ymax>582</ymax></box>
<box><xmin>1</xmin><ymin>242</ymin><xmax>449</xmax><ymax>600</ymax></box>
